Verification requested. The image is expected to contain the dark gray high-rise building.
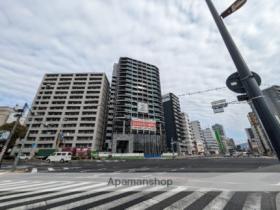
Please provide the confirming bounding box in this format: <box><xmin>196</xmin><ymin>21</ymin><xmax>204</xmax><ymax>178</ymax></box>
<box><xmin>262</xmin><ymin>85</ymin><xmax>280</xmax><ymax>124</ymax></box>
<box><xmin>162</xmin><ymin>93</ymin><xmax>187</xmax><ymax>154</ymax></box>
<box><xmin>107</xmin><ymin>57</ymin><xmax>165</xmax><ymax>154</ymax></box>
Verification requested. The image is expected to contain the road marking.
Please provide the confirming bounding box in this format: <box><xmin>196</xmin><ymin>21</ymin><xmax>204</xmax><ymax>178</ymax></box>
<box><xmin>276</xmin><ymin>192</ymin><xmax>280</xmax><ymax>210</ymax></box>
<box><xmin>91</xmin><ymin>186</ymin><xmax>166</xmax><ymax>210</ymax></box>
<box><xmin>164</xmin><ymin>191</ymin><xmax>207</xmax><ymax>210</ymax></box>
<box><xmin>126</xmin><ymin>187</ymin><xmax>188</xmax><ymax>210</ymax></box>
<box><xmin>49</xmin><ymin>185</ymin><xmax>144</xmax><ymax>210</ymax></box>
<box><xmin>275</xmin><ymin>193</ymin><xmax>280</xmax><ymax>210</ymax></box>
<box><xmin>8</xmin><ymin>183</ymin><xmax>109</xmax><ymax>210</ymax></box>
<box><xmin>0</xmin><ymin>182</ymin><xmax>73</xmax><ymax>201</ymax></box>
<box><xmin>0</xmin><ymin>181</ymin><xmax>29</xmax><ymax>188</ymax></box>
<box><xmin>242</xmin><ymin>192</ymin><xmax>262</xmax><ymax>210</ymax></box>
<box><xmin>203</xmin><ymin>191</ymin><xmax>235</xmax><ymax>210</ymax></box>
<box><xmin>0</xmin><ymin>181</ymin><xmax>92</xmax><ymax>207</ymax></box>
<box><xmin>0</xmin><ymin>181</ymin><xmax>56</xmax><ymax>191</ymax></box>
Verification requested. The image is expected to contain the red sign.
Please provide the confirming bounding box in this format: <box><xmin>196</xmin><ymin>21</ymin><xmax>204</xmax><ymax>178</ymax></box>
<box><xmin>131</xmin><ymin>119</ymin><xmax>156</xmax><ymax>131</ymax></box>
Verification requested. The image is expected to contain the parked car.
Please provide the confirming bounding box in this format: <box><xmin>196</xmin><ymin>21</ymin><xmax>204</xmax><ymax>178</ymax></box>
<box><xmin>19</xmin><ymin>154</ymin><xmax>32</xmax><ymax>160</ymax></box>
<box><xmin>46</xmin><ymin>152</ymin><xmax>72</xmax><ymax>163</ymax></box>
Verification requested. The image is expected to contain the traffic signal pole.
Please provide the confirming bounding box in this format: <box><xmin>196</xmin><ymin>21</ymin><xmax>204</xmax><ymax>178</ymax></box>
<box><xmin>206</xmin><ymin>0</ymin><xmax>280</xmax><ymax>160</ymax></box>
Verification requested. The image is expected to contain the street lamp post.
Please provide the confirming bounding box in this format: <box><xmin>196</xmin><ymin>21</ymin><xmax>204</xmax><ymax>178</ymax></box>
<box><xmin>206</xmin><ymin>0</ymin><xmax>280</xmax><ymax>160</ymax></box>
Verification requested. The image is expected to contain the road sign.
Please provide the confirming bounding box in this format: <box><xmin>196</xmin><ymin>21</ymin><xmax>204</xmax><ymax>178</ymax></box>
<box><xmin>226</xmin><ymin>72</ymin><xmax>261</xmax><ymax>94</ymax></box>
<box><xmin>213</xmin><ymin>107</ymin><xmax>225</xmax><ymax>113</ymax></box>
<box><xmin>211</xmin><ymin>99</ymin><xmax>228</xmax><ymax>114</ymax></box>
<box><xmin>221</xmin><ymin>0</ymin><xmax>247</xmax><ymax>18</ymax></box>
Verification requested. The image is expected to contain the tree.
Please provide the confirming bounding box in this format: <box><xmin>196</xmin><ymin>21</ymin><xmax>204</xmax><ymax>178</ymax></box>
<box><xmin>0</xmin><ymin>122</ymin><xmax>27</xmax><ymax>151</ymax></box>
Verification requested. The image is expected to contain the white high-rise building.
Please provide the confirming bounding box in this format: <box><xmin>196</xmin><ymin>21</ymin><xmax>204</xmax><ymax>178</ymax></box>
<box><xmin>13</xmin><ymin>73</ymin><xmax>109</xmax><ymax>155</ymax></box>
<box><xmin>181</xmin><ymin>113</ymin><xmax>195</xmax><ymax>155</ymax></box>
<box><xmin>202</xmin><ymin>128</ymin><xmax>219</xmax><ymax>155</ymax></box>
<box><xmin>190</xmin><ymin>121</ymin><xmax>205</xmax><ymax>155</ymax></box>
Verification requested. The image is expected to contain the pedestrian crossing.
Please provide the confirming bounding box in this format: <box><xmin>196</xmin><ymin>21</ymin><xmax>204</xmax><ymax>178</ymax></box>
<box><xmin>0</xmin><ymin>180</ymin><xmax>278</xmax><ymax>210</ymax></box>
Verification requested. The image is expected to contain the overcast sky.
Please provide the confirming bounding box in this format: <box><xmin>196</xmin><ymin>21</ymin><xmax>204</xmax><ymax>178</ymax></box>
<box><xmin>0</xmin><ymin>0</ymin><xmax>279</xmax><ymax>144</ymax></box>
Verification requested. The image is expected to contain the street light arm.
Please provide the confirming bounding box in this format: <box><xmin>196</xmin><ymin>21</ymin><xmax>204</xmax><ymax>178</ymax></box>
<box><xmin>221</xmin><ymin>0</ymin><xmax>247</xmax><ymax>19</ymax></box>
<box><xmin>206</xmin><ymin>0</ymin><xmax>251</xmax><ymax>79</ymax></box>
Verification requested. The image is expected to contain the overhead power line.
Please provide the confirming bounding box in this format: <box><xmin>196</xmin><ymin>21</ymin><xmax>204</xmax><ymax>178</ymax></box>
<box><xmin>177</xmin><ymin>87</ymin><xmax>226</xmax><ymax>97</ymax></box>
<box><xmin>177</xmin><ymin>84</ymin><xmax>271</xmax><ymax>97</ymax></box>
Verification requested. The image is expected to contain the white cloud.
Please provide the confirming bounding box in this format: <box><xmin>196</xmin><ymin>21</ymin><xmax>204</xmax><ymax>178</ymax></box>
<box><xmin>0</xmin><ymin>0</ymin><xmax>279</xmax><ymax>144</ymax></box>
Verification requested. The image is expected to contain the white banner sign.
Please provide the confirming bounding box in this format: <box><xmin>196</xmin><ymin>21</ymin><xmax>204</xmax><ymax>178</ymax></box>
<box><xmin>137</xmin><ymin>102</ymin><xmax>149</xmax><ymax>113</ymax></box>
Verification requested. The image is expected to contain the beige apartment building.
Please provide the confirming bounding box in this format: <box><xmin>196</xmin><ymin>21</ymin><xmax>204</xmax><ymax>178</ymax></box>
<box><xmin>13</xmin><ymin>73</ymin><xmax>109</xmax><ymax>155</ymax></box>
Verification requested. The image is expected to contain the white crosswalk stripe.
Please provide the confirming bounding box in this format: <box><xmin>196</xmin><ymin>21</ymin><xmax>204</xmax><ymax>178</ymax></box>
<box><xmin>49</xmin><ymin>185</ymin><xmax>145</xmax><ymax>210</ymax></box>
<box><xmin>164</xmin><ymin>191</ymin><xmax>207</xmax><ymax>210</ymax></box>
<box><xmin>90</xmin><ymin>186</ymin><xmax>166</xmax><ymax>210</ymax></box>
<box><xmin>276</xmin><ymin>192</ymin><xmax>280</xmax><ymax>210</ymax></box>
<box><xmin>0</xmin><ymin>179</ymin><xmax>278</xmax><ymax>210</ymax></box>
<box><xmin>203</xmin><ymin>191</ymin><xmax>235</xmax><ymax>210</ymax></box>
<box><xmin>126</xmin><ymin>186</ymin><xmax>188</xmax><ymax>210</ymax></box>
<box><xmin>242</xmin><ymin>192</ymin><xmax>262</xmax><ymax>210</ymax></box>
<box><xmin>8</xmin><ymin>183</ymin><xmax>109</xmax><ymax>210</ymax></box>
<box><xmin>0</xmin><ymin>181</ymin><xmax>58</xmax><ymax>191</ymax></box>
<box><xmin>0</xmin><ymin>182</ymin><xmax>93</xmax><ymax>208</ymax></box>
<box><xmin>0</xmin><ymin>181</ymin><xmax>29</xmax><ymax>188</ymax></box>
<box><xmin>0</xmin><ymin>181</ymin><xmax>74</xmax><ymax>201</ymax></box>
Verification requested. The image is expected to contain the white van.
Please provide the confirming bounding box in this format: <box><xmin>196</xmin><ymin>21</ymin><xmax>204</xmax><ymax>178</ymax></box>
<box><xmin>46</xmin><ymin>152</ymin><xmax>72</xmax><ymax>163</ymax></box>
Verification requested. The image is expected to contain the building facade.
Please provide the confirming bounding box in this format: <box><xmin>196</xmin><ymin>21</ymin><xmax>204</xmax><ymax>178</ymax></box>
<box><xmin>212</xmin><ymin>123</ymin><xmax>226</xmax><ymax>154</ymax></box>
<box><xmin>202</xmin><ymin>128</ymin><xmax>219</xmax><ymax>155</ymax></box>
<box><xmin>245</xmin><ymin>128</ymin><xmax>263</xmax><ymax>154</ymax></box>
<box><xmin>223</xmin><ymin>138</ymin><xmax>236</xmax><ymax>154</ymax></box>
<box><xmin>247</xmin><ymin>112</ymin><xmax>273</xmax><ymax>155</ymax></box>
<box><xmin>262</xmin><ymin>85</ymin><xmax>280</xmax><ymax>124</ymax></box>
<box><xmin>107</xmin><ymin>57</ymin><xmax>165</xmax><ymax>154</ymax></box>
<box><xmin>0</xmin><ymin>107</ymin><xmax>14</xmax><ymax>126</ymax></box>
<box><xmin>212</xmin><ymin>124</ymin><xmax>226</xmax><ymax>137</ymax></box>
<box><xmin>162</xmin><ymin>93</ymin><xmax>187</xmax><ymax>154</ymax></box>
<box><xmin>14</xmin><ymin>73</ymin><xmax>109</xmax><ymax>155</ymax></box>
<box><xmin>180</xmin><ymin>113</ymin><xmax>195</xmax><ymax>155</ymax></box>
<box><xmin>190</xmin><ymin>121</ymin><xmax>205</xmax><ymax>154</ymax></box>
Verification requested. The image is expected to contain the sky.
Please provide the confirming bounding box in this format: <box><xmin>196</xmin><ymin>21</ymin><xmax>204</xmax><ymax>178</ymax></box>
<box><xmin>0</xmin><ymin>0</ymin><xmax>279</xmax><ymax>144</ymax></box>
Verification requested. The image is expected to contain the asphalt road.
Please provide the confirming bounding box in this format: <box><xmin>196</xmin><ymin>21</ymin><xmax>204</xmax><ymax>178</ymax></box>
<box><xmin>0</xmin><ymin>172</ymin><xmax>279</xmax><ymax>210</ymax></box>
<box><xmin>0</xmin><ymin>158</ymin><xmax>280</xmax><ymax>209</ymax></box>
<box><xmin>1</xmin><ymin>157</ymin><xmax>279</xmax><ymax>173</ymax></box>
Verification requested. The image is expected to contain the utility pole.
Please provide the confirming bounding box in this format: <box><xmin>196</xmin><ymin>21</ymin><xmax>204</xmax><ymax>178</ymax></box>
<box><xmin>171</xmin><ymin>137</ymin><xmax>175</xmax><ymax>159</ymax></box>
<box><xmin>206</xmin><ymin>0</ymin><xmax>280</xmax><ymax>160</ymax></box>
